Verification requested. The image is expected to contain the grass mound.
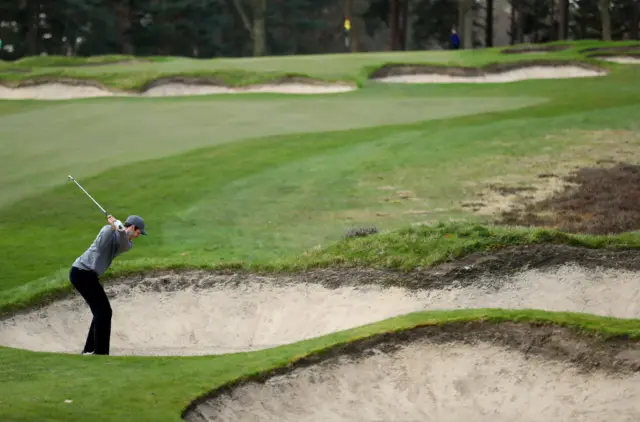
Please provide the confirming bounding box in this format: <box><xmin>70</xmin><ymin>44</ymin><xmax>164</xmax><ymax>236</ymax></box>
<box><xmin>0</xmin><ymin>54</ymin><xmax>155</xmax><ymax>69</ymax></box>
<box><xmin>296</xmin><ymin>222</ymin><xmax>640</xmax><ymax>272</ymax></box>
<box><xmin>579</xmin><ymin>44</ymin><xmax>640</xmax><ymax>61</ymax></box>
<box><xmin>0</xmin><ymin>72</ymin><xmax>354</xmax><ymax>94</ymax></box>
<box><xmin>580</xmin><ymin>44</ymin><xmax>640</xmax><ymax>54</ymax></box>
<box><xmin>498</xmin><ymin>162</ymin><xmax>640</xmax><ymax>234</ymax></box>
<box><xmin>500</xmin><ymin>43</ymin><xmax>572</xmax><ymax>54</ymax></box>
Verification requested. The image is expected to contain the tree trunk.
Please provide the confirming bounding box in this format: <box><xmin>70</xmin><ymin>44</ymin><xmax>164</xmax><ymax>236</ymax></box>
<box><xmin>458</xmin><ymin>0</ymin><xmax>470</xmax><ymax>48</ymax></box>
<box><xmin>388</xmin><ymin>0</ymin><xmax>398</xmax><ymax>50</ymax></box>
<box><xmin>20</xmin><ymin>0</ymin><xmax>38</xmax><ymax>55</ymax></box>
<box><xmin>458</xmin><ymin>0</ymin><xmax>465</xmax><ymax>46</ymax></box>
<box><xmin>558</xmin><ymin>0</ymin><xmax>568</xmax><ymax>40</ymax></box>
<box><xmin>458</xmin><ymin>0</ymin><xmax>473</xmax><ymax>48</ymax></box>
<box><xmin>388</xmin><ymin>0</ymin><xmax>409</xmax><ymax>50</ymax></box>
<box><xmin>464</xmin><ymin>4</ymin><xmax>473</xmax><ymax>47</ymax></box>
<box><xmin>27</xmin><ymin>10</ymin><xmax>38</xmax><ymax>55</ymax></box>
<box><xmin>517</xmin><ymin>0</ymin><xmax>525</xmax><ymax>43</ymax></box>
<box><xmin>252</xmin><ymin>0</ymin><xmax>267</xmax><ymax>56</ymax></box>
<box><xmin>232</xmin><ymin>0</ymin><xmax>268</xmax><ymax>56</ymax></box>
<box><xmin>486</xmin><ymin>0</ymin><xmax>494</xmax><ymax>47</ymax></box>
<box><xmin>112</xmin><ymin>1</ymin><xmax>134</xmax><ymax>54</ymax></box>
<box><xmin>631</xmin><ymin>0</ymin><xmax>639</xmax><ymax>40</ymax></box>
<box><xmin>599</xmin><ymin>0</ymin><xmax>611</xmax><ymax>41</ymax></box>
<box><xmin>509</xmin><ymin>0</ymin><xmax>516</xmax><ymax>44</ymax></box>
<box><xmin>399</xmin><ymin>0</ymin><xmax>408</xmax><ymax>50</ymax></box>
<box><xmin>549</xmin><ymin>0</ymin><xmax>556</xmax><ymax>40</ymax></box>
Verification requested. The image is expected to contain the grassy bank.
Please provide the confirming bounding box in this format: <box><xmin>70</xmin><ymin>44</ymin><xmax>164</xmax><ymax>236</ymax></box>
<box><xmin>3</xmin><ymin>221</ymin><xmax>640</xmax><ymax>317</ymax></box>
<box><xmin>1</xmin><ymin>40</ymin><xmax>638</xmax><ymax>90</ymax></box>
<box><xmin>1</xmin><ymin>308</ymin><xmax>639</xmax><ymax>422</ymax></box>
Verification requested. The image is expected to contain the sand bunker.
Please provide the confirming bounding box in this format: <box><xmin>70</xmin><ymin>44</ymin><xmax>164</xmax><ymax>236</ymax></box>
<box><xmin>184</xmin><ymin>323</ymin><xmax>640</xmax><ymax>422</ymax></box>
<box><xmin>599</xmin><ymin>56</ymin><xmax>640</xmax><ymax>64</ymax></box>
<box><xmin>142</xmin><ymin>82</ymin><xmax>354</xmax><ymax>96</ymax></box>
<box><xmin>0</xmin><ymin>81</ymin><xmax>355</xmax><ymax>100</ymax></box>
<box><xmin>374</xmin><ymin>65</ymin><xmax>606</xmax><ymax>83</ymax></box>
<box><xmin>1</xmin><ymin>263</ymin><xmax>639</xmax><ymax>356</ymax></box>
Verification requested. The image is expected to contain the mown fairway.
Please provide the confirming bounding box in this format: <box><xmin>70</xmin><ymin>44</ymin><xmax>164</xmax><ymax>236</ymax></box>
<box><xmin>0</xmin><ymin>94</ymin><xmax>542</xmax><ymax>208</ymax></box>
<box><xmin>2</xmin><ymin>42</ymin><xmax>640</xmax><ymax>422</ymax></box>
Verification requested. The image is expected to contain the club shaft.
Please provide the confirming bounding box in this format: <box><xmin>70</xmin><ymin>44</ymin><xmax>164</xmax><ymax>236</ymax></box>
<box><xmin>69</xmin><ymin>176</ymin><xmax>108</xmax><ymax>215</ymax></box>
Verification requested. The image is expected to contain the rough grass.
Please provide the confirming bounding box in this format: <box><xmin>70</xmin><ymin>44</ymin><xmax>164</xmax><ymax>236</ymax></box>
<box><xmin>499</xmin><ymin>162</ymin><xmax>640</xmax><ymax>234</ymax></box>
<box><xmin>1</xmin><ymin>309</ymin><xmax>639</xmax><ymax>422</ymax></box>
<box><xmin>291</xmin><ymin>222</ymin><xmax>640</xmax><ymax>271</ymax></box>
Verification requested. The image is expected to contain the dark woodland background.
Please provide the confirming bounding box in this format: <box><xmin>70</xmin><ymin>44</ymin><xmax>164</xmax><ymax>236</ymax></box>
<box><xmin>0</xmin><ymin>0</ymin><xmax>638</xmax><ymax>60</ymax></box>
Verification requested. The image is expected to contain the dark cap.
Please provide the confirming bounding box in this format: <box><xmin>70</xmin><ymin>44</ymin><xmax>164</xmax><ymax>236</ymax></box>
<box><xmin>126</xmin><ymin>215</ymin><xmax>147</xmax><ymax>235</ymax></box>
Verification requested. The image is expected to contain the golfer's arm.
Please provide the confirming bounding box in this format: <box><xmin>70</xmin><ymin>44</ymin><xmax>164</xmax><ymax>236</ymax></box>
<box><xmin>117</xmin><ymin>230</ymin><xmax>131</xmax><ymax>250</ymax></box>
<box><xmin>96</xmin><ymin>225</ymin><xmax>114</xmax><ymax>248</ymax></box>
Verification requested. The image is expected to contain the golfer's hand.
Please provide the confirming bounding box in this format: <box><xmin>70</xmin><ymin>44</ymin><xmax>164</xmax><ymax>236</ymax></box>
<box><xmin>107</xmin><ymin>215</ymin><xmax>117</xmax><ymax>229</ymax></box>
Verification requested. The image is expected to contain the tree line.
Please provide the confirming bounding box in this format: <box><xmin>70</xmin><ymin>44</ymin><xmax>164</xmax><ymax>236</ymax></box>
<box><xmin>0</xmin><ymin>0</ymin><xmax>638</xmax><ymax>60</ymax></box>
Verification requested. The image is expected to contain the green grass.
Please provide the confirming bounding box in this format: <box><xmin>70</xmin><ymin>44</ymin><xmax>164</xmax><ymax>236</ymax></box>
<box><xmin>1</xmin><ymin>309</ymin><xmax>639</xmax><ymax>422</ymax></box>
<box><xmin>0</xmin><ymin>94</ymin><xmax>543</xmax><ymax>208</ymax></box>
<box><xmin>2</xmin><ymin>40</ymin><xmax>640</xmax><ymax>422</ymax></box>
<box><xmin>1</xmin><ymin>66</ymin><xmax>639</xmax><ymax>295</ymax></box>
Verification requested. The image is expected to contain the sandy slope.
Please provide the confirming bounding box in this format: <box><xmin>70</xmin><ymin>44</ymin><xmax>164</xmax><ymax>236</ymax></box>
<box><xmin>599</xmin><ymin>56</ymin><xmax>640</xmax><ymax>64</ymax></box>
<box><xmin>186</xmin><ymin>339</ymin><xmax>640</xmax><ymax>422</ymax></box>
<box><xmin>374</xmin><ymin>65</ymin><xmax>606</xmax><ymax>83</ymax></box>
<box><xmin>0</xmin><ymin>82</ymin><xmax>355</xmax><ymax>100</ymax></box>
<box><xmin>1</xmin><ymin>264</ymin><xmax>639</xmax><ymax>356</ymax></box>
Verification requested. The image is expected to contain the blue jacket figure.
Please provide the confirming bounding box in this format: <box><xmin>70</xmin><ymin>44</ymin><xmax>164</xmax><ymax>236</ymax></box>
<box><xmin>450</xmin><ymin>29</ymin><xmax>460</xmax><ymax>49</ymax></box>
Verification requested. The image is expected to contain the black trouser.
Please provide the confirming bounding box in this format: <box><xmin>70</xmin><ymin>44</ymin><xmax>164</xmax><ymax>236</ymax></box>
<box><xmin>69</xmin><ymin>266</ymin><xmax>112</xmax><ymax>355</ymax></box>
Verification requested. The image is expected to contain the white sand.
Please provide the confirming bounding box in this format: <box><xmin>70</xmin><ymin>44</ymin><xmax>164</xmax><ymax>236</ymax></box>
<box><xmin>186</xmin><ymin>340</ymin><xmax>640</xmax><ymax>422</ymax></box>
<box><xmin>0</xmin><ymin>83</ymin><xmax>120</xmax><ymax>100</ymax></box>
<box><xmin>599</xmin><ymin>56</ymin><xmax>640</xmax><ymax>64</ymax></box>
<box><xmin>142</xmin><ymin>82</ymin><xmax>354</xmax><ymax>97</ymax></box>
<box><xmin>374</xmin><ymin>65</ymin><xmax>607</xmax><ymax>83</ymax></box>
<box><xmin>1</xmin><ymin>264</ymin><xmax>639</xmax><ymax>356</ymax></box>
<box><xmin>0</xmin><ymin>82</ymin><xmax>355</xmax><ymax>100</ymax></box>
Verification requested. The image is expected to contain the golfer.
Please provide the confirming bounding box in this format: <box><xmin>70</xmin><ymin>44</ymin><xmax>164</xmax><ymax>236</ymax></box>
<box><xmin>68</xmin><ymin>214</ymin><xmax>146</xmax><ymax>355</ymax></box>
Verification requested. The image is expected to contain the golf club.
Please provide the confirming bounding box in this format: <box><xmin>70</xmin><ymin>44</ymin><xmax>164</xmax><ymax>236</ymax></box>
<box><xmin>68</xmin><ymin>175</ymin><xmax>125</xmax><ymax>231</ymax></box>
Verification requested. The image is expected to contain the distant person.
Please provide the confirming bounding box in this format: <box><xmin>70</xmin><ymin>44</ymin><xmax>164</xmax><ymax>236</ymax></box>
<box><xmin>450</xmin><ymin>28</ymin><xmax>460</xmax><ymax>50</ymax></box>
<box><xmin>68</xmin><ymin>214</ymin><xmax>147</xmax><ymax>355</ymax></box>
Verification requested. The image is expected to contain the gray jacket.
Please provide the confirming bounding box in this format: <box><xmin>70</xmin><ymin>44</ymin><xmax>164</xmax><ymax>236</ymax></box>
<box><xmin>72</xmin><ymin>224</ymin><xmax>133</xmax><ymax>276</ymax></box>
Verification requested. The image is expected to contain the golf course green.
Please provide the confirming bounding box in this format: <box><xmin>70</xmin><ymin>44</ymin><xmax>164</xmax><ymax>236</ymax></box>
<box><xmin>1</xmin><ymin>40</ymin><xmax>640</xmax><ymax>421</ymax></box>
